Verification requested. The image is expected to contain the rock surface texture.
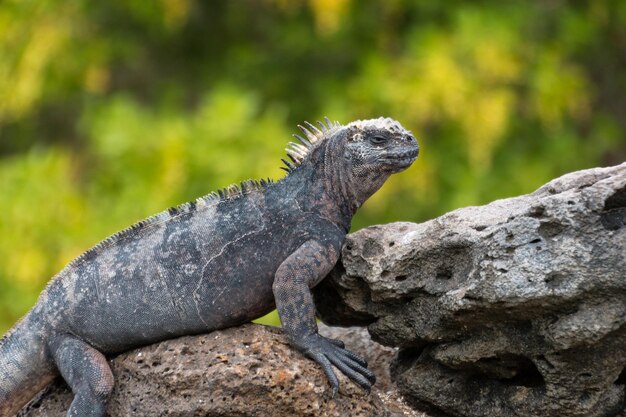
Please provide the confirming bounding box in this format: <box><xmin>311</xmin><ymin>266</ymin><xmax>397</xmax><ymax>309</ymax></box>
<box><xmin>17</xmin><ymin>324</ymin><xmax>424</xmax><ymax>417</ymax></box>
<box><xmin>314</xmin><ymin>163</ymin><xmax>626</xmax><ymax>417</ymax></box>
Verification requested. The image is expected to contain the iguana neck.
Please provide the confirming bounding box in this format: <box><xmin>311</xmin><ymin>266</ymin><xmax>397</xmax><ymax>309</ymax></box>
<box><xmin>287</xmin><ymin>140</ymin><xmax>357</xmax><ymax>233</ymax></box>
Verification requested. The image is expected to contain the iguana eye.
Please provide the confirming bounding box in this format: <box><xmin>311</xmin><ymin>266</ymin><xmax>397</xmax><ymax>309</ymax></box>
<box><xmin>369</xmin><ymin>135</ymin><xmax>387</xmax><ymax>145</ymax></box>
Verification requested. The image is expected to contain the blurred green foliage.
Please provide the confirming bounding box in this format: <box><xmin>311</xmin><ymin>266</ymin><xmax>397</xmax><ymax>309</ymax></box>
<box><xmin>1</xmin><ymin>0</ymin><xmax>625</xmax><ymax>332</ymax></box>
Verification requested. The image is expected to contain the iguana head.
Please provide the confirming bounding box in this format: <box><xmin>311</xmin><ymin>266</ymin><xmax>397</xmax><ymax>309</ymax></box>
<box><xmin>340</xmin><ymin>117</ymin><xmax>418</xmax><ymax>206</ymax></box>
<box><xmin>342</xmin><ymin>117</ymin><xmax>418</xmax><ymax>173</ymax></box>
<box><xmin>285</xmin><ymin>117</ymin><xmax>418</xmax><ymax>215</ymax></box>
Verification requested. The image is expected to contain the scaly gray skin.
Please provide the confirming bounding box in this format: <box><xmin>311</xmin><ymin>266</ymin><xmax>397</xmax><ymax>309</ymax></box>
<box><xmin>0</xmin><ymin>117</ymin><xmax>418</xmax><ymax>417</ymax></box>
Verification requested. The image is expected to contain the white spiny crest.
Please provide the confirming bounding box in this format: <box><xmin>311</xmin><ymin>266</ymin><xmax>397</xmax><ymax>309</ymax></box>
<box><xmin>285</xmin><ymin>142</ymin><xmax>308</xmax><ymax>163</ymax></box>
<box><xmin>282</xmin><ymin>117</ymin><xmax>341</xmax><ymax>172</ymax></box>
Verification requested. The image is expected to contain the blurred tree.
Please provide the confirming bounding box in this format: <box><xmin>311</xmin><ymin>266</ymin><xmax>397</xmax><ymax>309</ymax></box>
<box><xmin>0</xmin><ymin>0</ymin><xmax>624</xmax><ymax>331</ymax></box>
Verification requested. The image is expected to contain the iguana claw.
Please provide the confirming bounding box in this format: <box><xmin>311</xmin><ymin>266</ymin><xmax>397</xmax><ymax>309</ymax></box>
<box><xmin>299</xmin><ymin>334</ymin><xmax>376</xmax><ymax>395</ymax></box>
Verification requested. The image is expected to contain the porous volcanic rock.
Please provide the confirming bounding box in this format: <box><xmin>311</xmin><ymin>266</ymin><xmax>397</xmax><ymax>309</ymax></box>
<box><xmin>18</xmin><ymin>324</ymin><xmax>423</xmax><ymax>417</ymax></box>
<box><xmin>314</xmin><ymin>163</ymin><xmax>626</xmax><ymax>417</ymax></box>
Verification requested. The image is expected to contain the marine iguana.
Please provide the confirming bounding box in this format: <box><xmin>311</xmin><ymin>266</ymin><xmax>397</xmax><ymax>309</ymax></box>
<box><xmin>0</xmin><ymin>117</ymin><xmax>418</xmax><ymax>417</ymax></box>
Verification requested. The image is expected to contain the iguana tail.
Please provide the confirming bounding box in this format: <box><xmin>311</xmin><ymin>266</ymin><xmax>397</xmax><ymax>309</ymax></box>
<box><xmin>0</xmin><ymin>313</ymin><xmax>57</xmax><ymax>417</ymax></box>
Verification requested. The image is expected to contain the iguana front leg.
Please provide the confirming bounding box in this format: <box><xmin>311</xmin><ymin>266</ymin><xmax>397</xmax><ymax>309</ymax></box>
<box><xmin>272</xmin><ymin>239</ymin><xmax>376</xmax><ymax>396</ymax></box>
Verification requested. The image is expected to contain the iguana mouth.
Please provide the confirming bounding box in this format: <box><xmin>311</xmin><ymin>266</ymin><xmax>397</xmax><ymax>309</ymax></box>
<box><xmin>382</xmin><ymin>148</ymin><xmax>419</xmax><ymax>167</ymax></box>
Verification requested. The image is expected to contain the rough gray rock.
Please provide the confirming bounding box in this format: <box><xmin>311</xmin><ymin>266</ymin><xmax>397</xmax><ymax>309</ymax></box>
<box><xmin>17</xmin><ymin>324</ymin><xmax>424</xmax><ymax>417</ymax></box>
<box><xmin>314</xmin><ymin>162</ymin><xmax>626</xmax><ymax>417</ymax></box>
